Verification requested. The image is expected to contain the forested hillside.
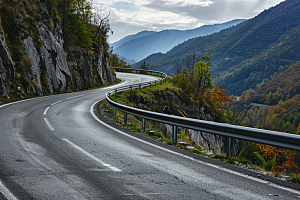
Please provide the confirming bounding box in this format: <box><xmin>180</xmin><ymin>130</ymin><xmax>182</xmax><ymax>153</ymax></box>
<box><xmin>135</xmin><ymin>0</ymin><xmax>300</xmax><ymax>95</ymax></box>
<box><xmin>0</xmin><ymin>0</ymin><xmax>116</xmax><ymax>103</ymax></box>
<box><xmin>242</xmin><ymin>61</ymin><xmax>300</xmax><ymax>105</ymax></box>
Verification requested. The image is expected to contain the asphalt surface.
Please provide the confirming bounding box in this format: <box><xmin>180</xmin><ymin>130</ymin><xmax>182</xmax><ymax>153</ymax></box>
<box><xmin>0</xmin><ymin>72</ymin><xmax>300</xmax><ymax>200</ymax></box>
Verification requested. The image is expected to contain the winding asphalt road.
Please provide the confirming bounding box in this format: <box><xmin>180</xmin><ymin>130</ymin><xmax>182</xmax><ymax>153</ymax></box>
<box><xmin>0</xmin><ymin>72</ymin><xmax>300</xmax><ymax>199</ymax></box>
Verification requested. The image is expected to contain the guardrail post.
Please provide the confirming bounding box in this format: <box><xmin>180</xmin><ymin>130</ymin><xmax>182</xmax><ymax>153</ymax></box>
<box><xmin>115</xmin><ymin>89</ymin><xmax>117</xmax><ymax>98</ymax></box>
<box><xmin>160</xmin><ymin>80</ymin><xmax>162</xmax><ymax>85</ymax></box>
<box><xmin>130</xmin><ymin>85</ymin><xmax>132</xmax><ymax>93</ymax></box>
<box><xmin>142</xmin><ymin>118</ymin><xmax>145</xmax><ymax>132</ymax></box>
<box><xmin>139</xmin><ymin>84</ymin><xmax>141</xmax><ymax>90</ymax></box>
<box><xmin>155</xmin><ymin>81</ymin><xmax>157</xmax><ymax>86</ymax></box>
<box><xmin>173</xmin><ymin>125</ymin><xmax>178</xmax><ymax>143</ymax></box>
<box><xmin>173</xmin><ymin>126</ymin><xmax>178</xmax><ymax>143</ymax></box>
<box><xmin>150</xmin><ymin>83</ymin><xmax>151</xmax><ymax>89</ymax></box>
<box><xmin>114</xmin><ymin>108</ymin><xmax>116</xmax><ymax>116</ymax></box>
<box><xmin>227</xmin><ymin>137</ymin><xmax>233</xmax><ymax>157</ymax></box>
<box><xmin>124</xmin><ymin>113</ymin><xmax>127</xmax><ymax>124</ymax></box>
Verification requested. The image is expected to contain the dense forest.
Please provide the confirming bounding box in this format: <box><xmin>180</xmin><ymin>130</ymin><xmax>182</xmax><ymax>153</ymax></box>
<box><xmin>242</xmin><ymin>61</ymin><xmax>300</xmax><ymax>105</ymax></box>
<box><xmin>238</xmin><ymin>60</ymin><xmax>300</xmax><ymax>135</ymax></box>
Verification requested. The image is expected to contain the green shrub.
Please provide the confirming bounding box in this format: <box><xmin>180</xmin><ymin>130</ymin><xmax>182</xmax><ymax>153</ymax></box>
<box><xmin>254</xmin><ymin>152</ymin><xmax>276</xmax><ymax>171</ymax></box>
<box><xmin>125</xmin><ymin>123</ymin><xmax>141</xmax><ymax>132</ymax></box>
<box><xmin>290</xmin><ymin>174</ymin><xmax>300</xmax><ymax>184</ymax></box>
<box><xmin>227</xmin><ymin>157</ymin><xmax>236</xmax><ymax>164</ymax></box>
<box><xmin>238</xmin><ymin>157</ymin><xmax>250</xmax><ymax>165</ymax></box>
<box><xmin>165</xmin><ymin>139</ymin><xmax>172</xmax><ymax>145</ymax></box>
<box><xmin>213</xmin><ymin>154</ymin><xmax>223</xmax><ymax>159</ymax></box>
<box><xmin>191</xmin><ymin>149</ymin><xmax>207</xmax><ymax>156</ymax></box>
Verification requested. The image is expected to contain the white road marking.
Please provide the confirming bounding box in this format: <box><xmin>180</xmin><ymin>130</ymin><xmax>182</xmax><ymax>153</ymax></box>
<box><xmin>0</xmin><ymin>96</ymin><xmax>50</xmax><ymax>109</ymax></box>
<box><xmin>90</xmin><ymin>100</ymin><xmax>300</xmax><ymax>196</ymax></box>
<box><xmin>91</xmin><ymin>81</ymin><xmax>127</xmax><ymax>94</ymax></box>
<box><xmin>65</xmin><ymin>95</ymin><xmax>84</xmax><ymax>100</ymax></box>
<box><xmin>0</xmin><ymin>181</ymin><xmax>18</xmax><ymax>200</ymax></box>
<box><xmin>62</xmin><ymin>138</ymin><xmax>122</xmax><ymax>172</ymax></box>
<box><xmin>44</xmin><ymin>118</ymin><xmax>55</xmax><ymax>131</ymax></box>
<box><xmin>43</xmin><ymin>107</ymin><xmax>50</xmax><ymax>116</ymax></box>
<box><xmin>50</xmin><ymin>100</ymin><xmax>62</xmax><ymax>106</ymax></box>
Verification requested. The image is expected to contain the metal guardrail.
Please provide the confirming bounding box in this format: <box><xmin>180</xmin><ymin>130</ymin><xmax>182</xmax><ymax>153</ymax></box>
<box><xmin>112</xmin><ymin>67</ymin><xmax>167</xmax><ymax>94</ymax></box>
<box><xmin>107</xmin><ymin>68</ymin><xmax>300</xmax><ymax>155</ymax></box>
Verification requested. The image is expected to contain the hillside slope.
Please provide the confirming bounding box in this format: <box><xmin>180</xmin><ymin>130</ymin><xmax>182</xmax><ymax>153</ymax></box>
<box><xmin>0</xmin><ymin>0</ymin><xmax>116</xmax><ymax>101</ymax></box>
<box><xmin>241</xmin><ymin>61</ymin><xmax>300</xmax><ymax>105</ymax></box>
<box><xmin>113</xmin><ymin>19</ymin><xmax>245</xmax><ymax>62</ymax></box>
<box><xmin>136</xmin><ymin>0</ymin><xmax>300</xmax><ymax>95</ymax></box>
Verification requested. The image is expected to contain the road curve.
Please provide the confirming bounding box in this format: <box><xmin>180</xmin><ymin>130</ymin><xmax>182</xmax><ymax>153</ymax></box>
<box><xmin>0</xmin><ymin>72</ymin><xmax>299</xmax><ymax>199</ymax></box>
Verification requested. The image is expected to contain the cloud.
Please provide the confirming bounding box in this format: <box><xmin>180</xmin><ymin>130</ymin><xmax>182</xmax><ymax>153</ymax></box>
<box><xmin>110</xmin><ymin>1</ymin><xmax>140</xmax><ymax>12</ymax></box>
<box><xmin>96</xmin><ymin>0</ymin><xmax>284</xmax><ymax>42</ymax></box>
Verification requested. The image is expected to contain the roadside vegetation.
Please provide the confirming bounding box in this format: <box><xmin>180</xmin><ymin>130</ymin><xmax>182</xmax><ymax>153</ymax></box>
<box><xmin>107</xmin><ymin>56</ymin><xmax>300</xmax><ymax>183</ymax></box>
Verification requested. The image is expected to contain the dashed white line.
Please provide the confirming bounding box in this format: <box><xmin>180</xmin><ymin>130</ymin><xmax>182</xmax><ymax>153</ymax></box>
<box><xmin>43</xmin><ymin>107</ymin><xmax>50</xmax><ymax>116</ymax></box>
<box><xmin>62</xmin><ymin>138</ymin><xmax>122</xmax><ymax>172</ymax></box>
<box><xmin>65</xmin><ymin>94</ymin><xmax>84</xmax><ymax>100</ymax></box>
<box><xmin>50</xmin><ymin>100</ymin><xmax>62</xmax><ymax>106</ymax></box>
<box><xmin>90</xmin><ymin>100</ymin><xmax>300</xmax><ymax>196</ymax></box>
<box><xmin>0</xmin><ymin>181</ymin><xmax>18</xmax><ymax>200</ymax></box>
<box><xmin>44</xmin><ymin>118</ymin><xmax>55</xmax><ymax>131</ymax></box>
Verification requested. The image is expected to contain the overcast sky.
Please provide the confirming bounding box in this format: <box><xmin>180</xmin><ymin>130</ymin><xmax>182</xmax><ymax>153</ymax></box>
<box><xmin>94</xmin><ymin>0</ymin><xmax>285</xmax><ymax>43</ymax></box>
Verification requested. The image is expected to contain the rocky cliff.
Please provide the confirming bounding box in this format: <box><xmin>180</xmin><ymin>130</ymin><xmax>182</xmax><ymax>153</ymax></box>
<box><xmin>0</xmin><ymin>0</ymin><xmax>116</xmax><ymax>100</ymax></box>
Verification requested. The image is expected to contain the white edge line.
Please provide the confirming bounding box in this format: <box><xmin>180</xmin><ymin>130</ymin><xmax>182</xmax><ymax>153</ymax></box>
<box><xmin>62</xmin><ymin>138</ymin><xmax>121</xmax><ymax>172</ymax></box>
<box><xmin>43</xmin><ymin>107</ymin><xmax>50</xmax><ymax>116</ymax></box>
<box><xmin>0</xmin><ymin>96</ymin><xmax>50</xmax><ymax>109</ymax></box>
<box><xmin>90</xmin><ymin>100</ymin><xmax>300</xmax><ymax>195</ymax></box>
<box><xmin>44</xmin><ymin>118</ymin><xmax>55</xmax><ymax>131</ymax></box>
<box><xmin>0</xmin><ymin>181</ymin><xmax>18</xmax><ymax>200</ymax></box>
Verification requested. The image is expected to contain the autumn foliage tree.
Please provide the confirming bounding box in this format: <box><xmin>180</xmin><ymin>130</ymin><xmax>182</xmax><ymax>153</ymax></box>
<box><xmin>256</xmin><ymin>144</ymin><xmax>298</xmax><ymax>172</ymax></box>
<box><xmin>172</xmin><ymin>66</ymin><xmax>194</xmax><ymax>95</ymax></box>
<box><xmin>172</xmin><ymin>53</ymin><xmax>231</xmax><ymax>119</ymax></box>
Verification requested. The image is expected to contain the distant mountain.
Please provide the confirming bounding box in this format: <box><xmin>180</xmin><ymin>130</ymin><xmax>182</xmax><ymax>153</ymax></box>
<box><xmin>134</xmin><ymin>0</ymin><xmax>300</xmax><ymax>95</ymax></box>
<box><xmin>111</xmin><ymin>31</ymin><xmax>156</xmax><ymax>50</ymax></box>
<box><xmin>112</xmin><ymin>19</ymin><xmax>245</xmax><ymax>63</ymax></box>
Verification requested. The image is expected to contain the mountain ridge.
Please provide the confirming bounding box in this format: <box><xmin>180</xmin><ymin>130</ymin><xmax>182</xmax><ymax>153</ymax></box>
<box><xmin>133</xmin><ymin>0</ymin><xmax>300</xmax><ymax>95</ymax></box>
<box><xmin>112</xmin><ymin>19</ymin><xmax>246</xmax><ymax>63</ymax></box>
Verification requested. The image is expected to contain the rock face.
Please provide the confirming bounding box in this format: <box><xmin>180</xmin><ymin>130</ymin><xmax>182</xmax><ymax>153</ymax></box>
<box><xmin>0</xmin><ymin>0</ymin><xmax>116</xmax><ymax>99</ymax></box>
<box><xmin>190</xmin><ymin>130</ymin><xmax>224</xmax><ymax>154</ymax></box>
<box><xmin>0</xmin><ymin>56</ymin><xmax>9</xmax><ymax>98</ymax></box>
<box><xmin>0</xmin><ymin>36</ymin><xmax>15</xmax><ymax>98</ymax></box>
